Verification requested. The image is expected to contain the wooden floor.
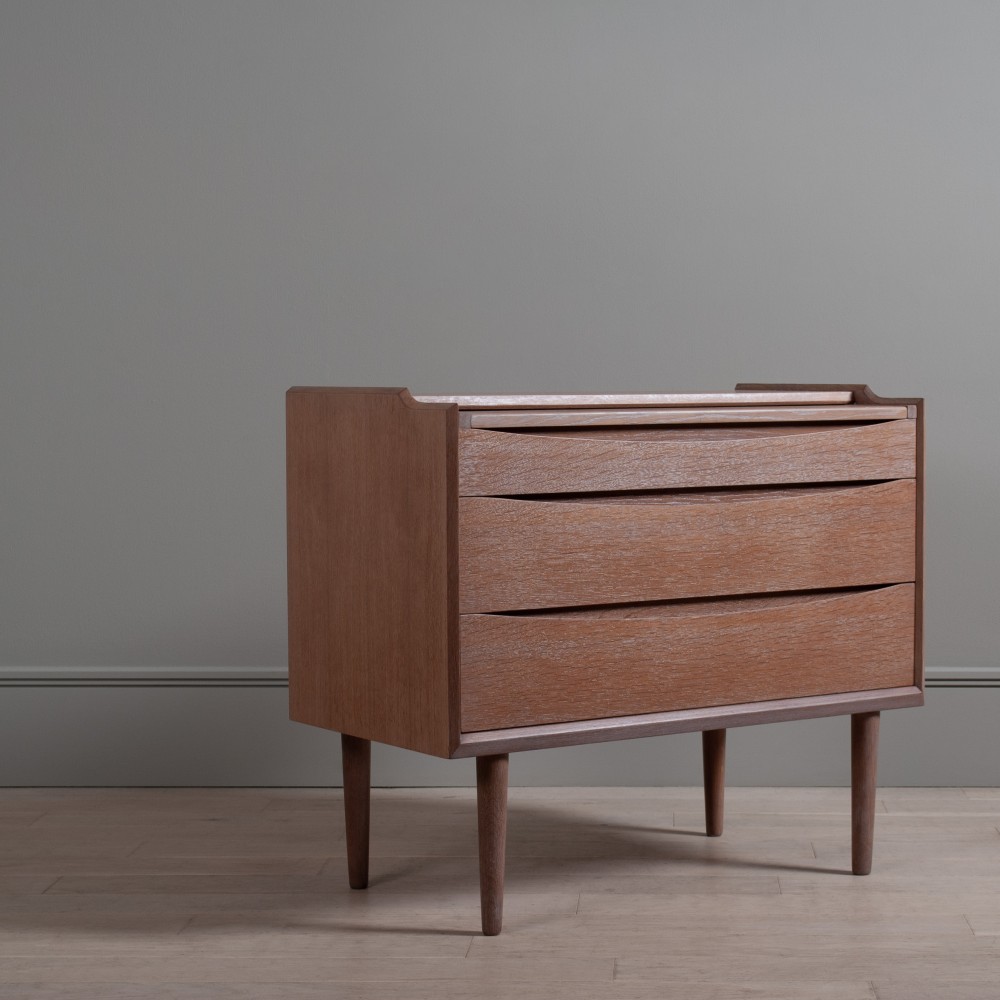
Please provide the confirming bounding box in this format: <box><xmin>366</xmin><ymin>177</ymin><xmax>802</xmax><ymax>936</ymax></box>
<box><xmin>0</xmin><ymin>787</ymin><xmax>998</xmax><ymax>999</ymax></box>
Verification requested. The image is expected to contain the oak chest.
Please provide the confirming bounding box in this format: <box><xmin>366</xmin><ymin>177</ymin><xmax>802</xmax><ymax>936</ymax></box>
<box><xmin>286</xmin><ymin>383</ymin><xmax>924</xmax><ymax>934</ymax></box>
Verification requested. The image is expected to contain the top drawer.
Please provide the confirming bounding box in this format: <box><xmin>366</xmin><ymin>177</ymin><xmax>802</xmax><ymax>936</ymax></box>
<box><xmin>459</xmin><ymin>418</ymin><xmax>915</xmax><ymax>496</ymax></box>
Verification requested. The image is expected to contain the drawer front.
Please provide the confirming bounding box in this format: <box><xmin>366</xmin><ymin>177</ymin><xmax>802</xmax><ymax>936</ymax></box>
<box><xmin>459</xmin><ymin>480</ymin><xmax>916</xmax><ymax>613</ymax></box>
<box><xmin>460</xmin><ymin>584</ymin><xmax>915</xmax><ymax>731</ymax></box>
<box><xmin>458</xmin><ymin>419</ymin><xmax>915</xmax><ymax>495</ymax></box>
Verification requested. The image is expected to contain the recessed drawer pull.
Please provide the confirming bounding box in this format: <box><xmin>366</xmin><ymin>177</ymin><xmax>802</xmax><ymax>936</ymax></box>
<box><xmin>466</xmin><ymin>405</ymin><xmax>908</xmax><ymax>429</ymax></box>
<box><xmin>497</xmin><ymin>587</ymin><xmax>882</xmax><ymax>619</ymax></box>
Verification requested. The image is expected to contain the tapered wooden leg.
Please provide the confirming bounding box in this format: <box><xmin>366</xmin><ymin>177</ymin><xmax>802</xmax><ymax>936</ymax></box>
<box><xmin>476</xmin><ymin>753</ymin><xmax>509</xmax><ymax>936</ymax></box>
<box><xmin>851</xmin><ymin>712</ymin><xmax>880</xmax><ymax>876</ymax></box>
<box><xmin>341</xmin><ymin>734</ymin><xmax>371</xmax><ymax>890</ymax></box>
<box><xmin>702</xmin><ymin>729</ymin><xmax>726</xmax><ymax>837</ymax></box>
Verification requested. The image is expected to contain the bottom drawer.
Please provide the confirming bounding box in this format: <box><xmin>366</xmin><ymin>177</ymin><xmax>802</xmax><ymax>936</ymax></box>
<box><xmin>460</xmin><ymin>584</ymin><xmax>915</xmax><ymax>732</ymax></box>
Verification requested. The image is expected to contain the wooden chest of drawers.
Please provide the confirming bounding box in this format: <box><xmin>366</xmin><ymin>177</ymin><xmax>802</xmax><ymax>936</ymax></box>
<box><xmin>286</xmin><ymin>384</ymin><xmax>924</xmax><ymax>934</ymax></box>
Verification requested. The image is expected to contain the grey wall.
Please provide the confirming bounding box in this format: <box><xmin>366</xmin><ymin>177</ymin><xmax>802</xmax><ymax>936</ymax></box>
<box><xmin>1</xmin><ymin>2</ymin><xmax>997</xmax><ymax>783</ymax></box>
<box><xmin>1</xmin><ymin>683</ymin><xmax>997</xmax><ymax>788</ymax></box>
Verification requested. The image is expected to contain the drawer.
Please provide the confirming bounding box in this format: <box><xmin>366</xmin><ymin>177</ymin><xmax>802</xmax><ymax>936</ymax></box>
<box><xmin>459</xmin><ymin>480</ymin><xmax>915</xmax><ymax>613</ymax></box>
<box><xmin>460</xmin><ymin>584</ymin><xmax>915</xmax><ymax>731</ymax></box>
<box><xmin>458</xmin><ymin>419</ymin><xmax>915</xmax><ymax>495</ymax></box>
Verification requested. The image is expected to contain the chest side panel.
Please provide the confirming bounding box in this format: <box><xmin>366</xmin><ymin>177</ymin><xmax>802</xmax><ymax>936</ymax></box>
<box><xmin>287</xmin><ymin>388</ymin><xmax>457</xmax><ymax>757</ymax></box>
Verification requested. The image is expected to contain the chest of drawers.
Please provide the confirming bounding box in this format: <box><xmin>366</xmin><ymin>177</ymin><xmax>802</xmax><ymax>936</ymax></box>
<box><xmin>286</xmin><ymin>383</ymin><xmax>924</xmax><ymax>935</ymax></box>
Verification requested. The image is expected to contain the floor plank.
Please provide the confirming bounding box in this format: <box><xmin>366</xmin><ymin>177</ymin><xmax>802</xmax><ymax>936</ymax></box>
<box><xmin>0</xmin><ymin>952</ymin><xmax>614</xmax><ymax>985</ymax></box>
<box><xmin>0</xmin><ymin>786</ymin><xmax>996</xmax><ymax>998</ymax></box>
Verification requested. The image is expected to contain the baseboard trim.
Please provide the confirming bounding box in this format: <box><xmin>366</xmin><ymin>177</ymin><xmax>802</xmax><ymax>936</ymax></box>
<box><xmin>0</xmin><ymin>678</ymin><xmax>996</xmax><ymax>786</ymax></box>
<box><xmin>924</xmin><ymin>667</ymin><xmax>1000</xmax><ymax>687</ymax></box>
<box><xmin>0</xmin><ymin>666</ymin><xmax>996</xmax><ymax>687</ymax></box>
<box><xmin>0</xmin><ymin>666</ymin><xmax>287</xmax><ymax>687</ymax></box>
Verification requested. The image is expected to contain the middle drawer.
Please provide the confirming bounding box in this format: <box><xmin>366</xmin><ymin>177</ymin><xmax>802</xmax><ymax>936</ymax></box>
<box><xmin>459</xmin><ymin>480</ymin><xmax>916</xmax><ymax>613</ymax></box>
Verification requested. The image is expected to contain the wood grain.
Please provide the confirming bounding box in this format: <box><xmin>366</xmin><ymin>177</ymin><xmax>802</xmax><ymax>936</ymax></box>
<box><xmin>512</xmin><ymin>424</ymin><xmax>882</xmax><ymax>438</ymax></box>
<box><xmin>341</xmin><ymin>734</ymin><xmax>370</xmax><ymax>890</ymax></box>
<box><xmin>412</xmin><ymin>391</ymin><xmax>854</xmax><ymax>407</ymax></box>
<box><xmin>509</xmin><ymin>590</ymin><xmax>847</xmax><ymax>619</ymax></box>
<box><xmin>459</xmin><ymin>480</ymin><xmax>916</xmax><ymax>613</ymax></box>
<box><xmin>851</xmin><ymin>711</ymin><xmax>880</xmax><ymax>876</ymax></box>
<box><xmin>737</xmin><ymin>384</ymin><xmax>925</xmax><ymax>694</ymax></box>
<box><xmin>702</xmin><ymin>730</ymin><xmax>726</xmax><ymax>837</ymax></box>
<box><xmin>459</xmin><ymin>419</ymin><xmax>915</xmax><ymax>495</ymax></box>
<box><xmin>460</xmin><ymin>585</ymin><xmax>915</xmax><ymax>731</ymax></box>
<box><xmin>286</xmin><ymin>387</ymin><xmax>458</xmax><ymax>757</ymax></box>
<box><xmin>476</xmin><ymin>755</ymin><xmax>509</xmax><ymax>936</ymax></box>
<box><xmin>466</xmin><ymin>405</ymin><xmax>907</xmax><ymax>428</ymax></box>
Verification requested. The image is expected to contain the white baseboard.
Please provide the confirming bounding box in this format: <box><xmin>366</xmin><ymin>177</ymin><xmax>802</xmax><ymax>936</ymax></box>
<box><xmin>0</xmin><ymin>667</ymin><xmax>995</xmax><ymax>787</ymax></box>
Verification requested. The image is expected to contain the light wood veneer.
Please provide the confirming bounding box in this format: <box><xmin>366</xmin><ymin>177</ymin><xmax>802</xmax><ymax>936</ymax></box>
<box><xmin>458</xmin><ymin>419</ymin><xmax>915</xmax><ymax>494</ymax></box>
<box><xmin>286</xmin><ymin>383</ymin><xmax>924</xmax><ymax>935</ymax></box>
<box><xmin>458</xmin><ymin>482</ymin><xmax>915</xmax><ymax>613</ymax></box>
<box><xmin>460</xmin><ymin>585</ymin><xmax>915</xmax><ymax>730</ymax></box>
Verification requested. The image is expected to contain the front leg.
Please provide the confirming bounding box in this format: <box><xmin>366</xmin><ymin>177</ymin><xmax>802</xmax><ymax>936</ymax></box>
<box><xmin>702</xmin><ymin>729</ymin><xmax>726</xmax><ymax>837</ymax></box>
<box><xmin>851</xmin><ymin>712</ymin><xmax>880</xmax><ymax>876</ymax></box>
<box><xmin>476</xmin><ymin>754</ymin><xmax>509</xmax><ymax>936</ymax></box>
